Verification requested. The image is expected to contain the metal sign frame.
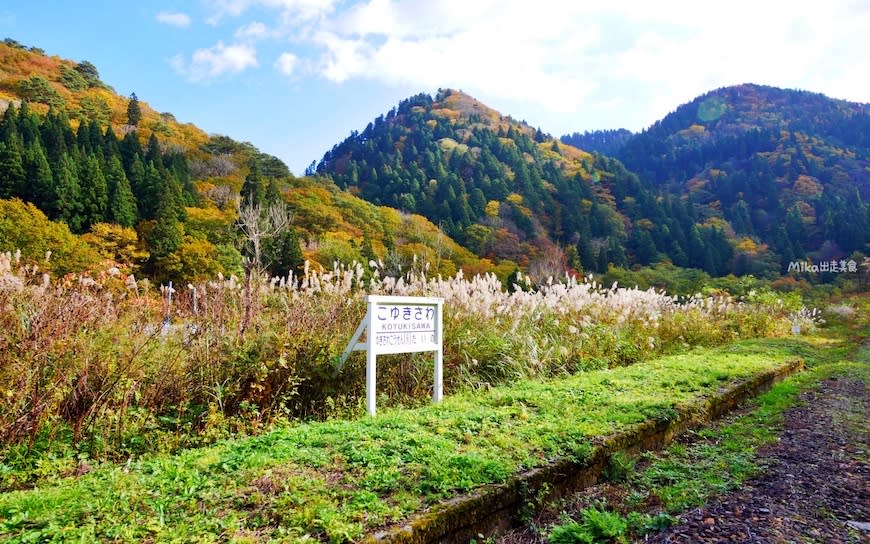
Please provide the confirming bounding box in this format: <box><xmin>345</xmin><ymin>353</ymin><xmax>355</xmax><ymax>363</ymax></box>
<box><xmin>337</xmin><ymin>295</ymin><xmax>444</xmax><ymax>415</ymax></box>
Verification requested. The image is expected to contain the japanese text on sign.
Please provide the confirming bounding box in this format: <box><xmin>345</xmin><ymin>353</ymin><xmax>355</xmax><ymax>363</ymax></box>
<box><xmin>373</xmin><ymin>303</ymin><xmax>438</xmax><ymax>354</ymax></box>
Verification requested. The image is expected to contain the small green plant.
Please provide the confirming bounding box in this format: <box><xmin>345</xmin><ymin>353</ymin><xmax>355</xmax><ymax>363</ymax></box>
<box><xmin>518</xmin><ymin>481</ymin><xmax>552</xmax><ymax>524</ymax></box>
<box><xmin>549</xmin><ymin>518</ymin><xmax>595</xmax><ymax>544</ymax></box>
<box><xmin>602</xmin><ymin>452</ymin><xmax>635</xmax><ymax>483</ymax></box>
<box><xmin>626</xmin><ymin>511</ymin><xmax>675</xmax><ymax>534</ymax></box>
<box><xmin>549</xmin><ymin>508</ymin><xmax>628</xmax><ymax>544</ymax></box>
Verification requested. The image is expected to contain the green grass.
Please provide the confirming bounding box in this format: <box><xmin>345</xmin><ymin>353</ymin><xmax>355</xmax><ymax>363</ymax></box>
<box><xmin>0</xmin><ymin>339</ymin><xmax>806</xmax><ymax>543</ymax></box>
<box><xmin>544</xmin><ymin>296</ymin><xmax>870</xmax><ymax>542</ymax></box>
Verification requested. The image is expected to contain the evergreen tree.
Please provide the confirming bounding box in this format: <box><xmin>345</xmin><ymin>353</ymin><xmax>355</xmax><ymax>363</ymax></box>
<box><xmin>630</xmin><ymin>228</ymin><xmax>658</xmax><ymax>265</ymax></box>
<box><xmin>577</xmin><ymin>236</ymin><xmax>595</xmax><ymax>272</ymax></box>
<box><xmin>127</xmin><ymin>92</ymin><xmax>142</xmax><ymax>126</ymax></box>
<box><xmin>23</xmin><ymin>141</ymin><xmax>53</xmax><ymax>208</ymax></box>
<box><xmin>265</xmin><ymin>176</ymin><xmax>281</xmax><ymax>204</ymax></box>
<box><xmin>0</xmin><ymin>103</ymin><xmax>20</xmax><ymax>142</ymax></box>
<box><xmin>105</xmin><ymin>156</ymin><xmax>138</xmax><ymax>227</ymax></box>
<box><xmin>102</xmin><ymin>125</ymin><xmax>120</xmax><ymax>159</ymax></box>
<box><xmin>80</xmin><ymin>154</ymin><xmax>109</xmax><ymax>228</ymax></box>
<box><xmin>119</xmin><ymin>131</ymin><xmax>142</xmax><ymax>173</ymax></box>
<box><xmin>0</xmin><ymin>140</ymin><xmax>26</xmax><ymax>199</ymax></box>
<box><xmin>241</xmin><ymin>163</ymin><xmax>265</xmax><ymax>205</ymax></box>
<box><xmin>596</xmin><ymin>245</ymin><xmax>609</xmax><ymax>273</ymax></box>
<box><xmin>565</xmin><ymin>245</ymin><xmax>581</xmax><ymax>272</ymax></box>
<box><xmin>40</xmin><ymin>110</ymin><xmax>70</xmax><ymax>165</ymax></box>
<box><xmin>54</xmin><ymin>153</ymin><xmax>84</xmax><ymax>232</ymax></box>
<box><xmin>607</xmin><ymin>237</ymin><xmax>627</xmax><ymax>268</ymax></box>
<box><xmin>265</xmin><ymin>226</ymin><xmax>305</xmax><ymax>279</ymax></box>
<box><xmin>145</xmin><ymin>133</ymin><xmax>161</xmax><ymax>166</ymax></box>
<box><xmin>139</xmin><ymin>162</ymin><xmax>164</xmax><ymax>219</ymax></box>
<box><xmin>148</xmin><ymin>194</ymin><xmax>183</xmax><ymax>260</ymax></box>
<box><xmin>127</xmin><ymin>153</ymin><xmax>146</xmax><ymax>207</ymax></box>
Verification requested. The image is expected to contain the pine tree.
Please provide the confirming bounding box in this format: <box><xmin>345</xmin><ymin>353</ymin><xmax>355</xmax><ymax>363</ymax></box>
<box><xmin>630</xmin><ymin>228</ymin><xmax>658</xmax><ymax>265</ymax></box>
<box><xmin>0</xmin><ymin>140</ymin><xmax>26</xmax><ymax>199</ymax></box>
<box><xmin>608</xmin><ymin>237</ymin><xmax>627</xmax><ymax>268</ymax></box>
<box><xmin>127</xmin><ymin>153</ymin><xmax>146</xmax><ymax>207</ymax></box>
<box><xmin>80</xmin><ymin>154</ymin><xmax>109</xmax><ymax>228</ymax></box>
<box><xmin>139</xmin><ymin>162</ymin><xmax>164</xmax><ymax>219</ymax></box>
<box><xmin>145</xmin><ymin>133</ymin><xmax>161</xmax><ymax>166</ymax></box>
<box><xmin>266</xmin><ymin>226</ymin><xmax>304</xmax><ymax>279</ymax></box>
<box><xmin>127</xmin><ymin>92</ymin><xmax>142</xmax><ymax>126</ymax></box>
<box><xmin>577</xmin><ymin>236</ymin><xmax>595</xmax><ymax>272</ymax></box>
<box><xmin>119</xmin><ymin>131</ymin><xmax>142</xmax><ymax>173</ymax></box>
<box><xmin>241</xmin><ymin>163</ymin><xmax>265</xmax><ymax>205</ymax></box>
<box><xmin>0</xmin><ymin>103</ymin><xmax>19</xmax><ymax>142</ymax></box>
<box><xmin>105</xmin><ymin>156</ymin><xmax>138</xmax><ymax>227</ymax></box>
<box><xmin>102</xmin><ymin>124</ymin><xmax>120</xmax><ymax>159</ymax></box>
<box><xmin>40</xmin><ymin>110</ymin><xmax>69</xmax><ymax>165</ymax></box>
<box><xmin>54</xmin><ymin>153</ymin><xmax>84</xmax><ymax>232</ymax></box>
<box><xmin>148</xmin><ymin>194</ymin><xmax>183</xmax><ymax>260</ymax></box>
<box><xmin>596</xmin><ymin>245</ymin><xmax>609</xmax><ymax>273</ymax></box>
<box><xmin>23</xmin><ymin>141</ymin><xmax>53</xmax><ymax>208</ymax></box>
<box><xmin>265</xmin><ymin>176</ymin><xmax>281</xmax><ymax>204</ymax></box>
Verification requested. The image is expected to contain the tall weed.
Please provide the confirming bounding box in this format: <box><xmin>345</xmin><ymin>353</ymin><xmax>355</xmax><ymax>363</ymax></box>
<box><xmin>0</xmin><ymin>253</ymin><xmax>803</xmax><ymax>474</ymax></box>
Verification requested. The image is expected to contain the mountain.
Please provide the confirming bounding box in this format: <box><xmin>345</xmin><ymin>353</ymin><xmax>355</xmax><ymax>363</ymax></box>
<box><xmin>561</xmin><ymin>129</ymin><xmax>634</xmax><ymax>157</ymax></box>
<box><xmin>316</xmin><ymin>89</ymin><xmax>735</xmax><ymax>278</ymax></box>
<box><xmin>0</xmin><ymin>39</ymin><xmax>479</xmax><ymax>282</ymax></box>
<box><xmin>616</xmin><ymin>83</ymin><xmax>870</xmax><ymax>276</ymax></box>
<box><xmin>318</xmin><ymin>85</ymin><xmax>870</xmax><ymax>281</ymax></box>
<box><xmin>4</xmin><ymin>38</ymin><xmax>868</xmax><ymax>285</ymax></box>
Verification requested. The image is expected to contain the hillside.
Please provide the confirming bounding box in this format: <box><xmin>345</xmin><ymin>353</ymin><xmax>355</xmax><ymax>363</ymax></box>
<box><xmin>4</xmin><ymin>38</ymin><xmax>869</xmax><ymax>285</ymax></box>
<box><xmin>616</xmin><ymin>84</ymin><xmax>870</xmax><ymax>276</ymax></box>
<box><xmin>0</xmin><ymin>39</ymin><xmax>478</xmax><ymax>282</ymax></box>
<box><xmin>317</xmin><ymin>89</ymin><xmax>736</xmax><ymax>278</ymax></box>
<box><xmin>560</xmin><ymin>129</ymin><xmax>634</xmax><ymax>157</ymax></box>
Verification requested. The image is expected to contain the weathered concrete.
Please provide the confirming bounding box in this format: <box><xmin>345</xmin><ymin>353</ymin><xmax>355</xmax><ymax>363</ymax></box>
<box><xmin>362</xmin><ymin>359</ymin><xmax>804</xmax><ymax>544</ymax></box>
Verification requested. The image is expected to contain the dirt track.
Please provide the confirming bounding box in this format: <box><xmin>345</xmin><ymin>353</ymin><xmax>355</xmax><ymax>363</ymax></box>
<box><xmin>647</xmin><ymin>373</ymin><xmax>869</xmax><ymax>544</ymax></box>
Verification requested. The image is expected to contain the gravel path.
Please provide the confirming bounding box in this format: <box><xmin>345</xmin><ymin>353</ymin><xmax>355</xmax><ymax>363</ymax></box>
<box><xmin>647</xmin><ymin>374</ymin><xmax>869</xmax><ymax>544</ymax></box>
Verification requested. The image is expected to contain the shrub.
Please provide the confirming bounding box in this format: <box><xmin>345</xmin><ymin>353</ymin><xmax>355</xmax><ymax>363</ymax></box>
<box><xmin>0</xmin><ymin>198</ymin><xmax>100</xmax><ymax>275</ymax></box>
<box><xmin>18</xmin><ymin>76</ymin><xmax>65</xmax><ymax>108</ymax></box>
<box><xmin>0</xmin><ymin>257</ymin><xmax>797</xmax><ymax>468</ymax></box>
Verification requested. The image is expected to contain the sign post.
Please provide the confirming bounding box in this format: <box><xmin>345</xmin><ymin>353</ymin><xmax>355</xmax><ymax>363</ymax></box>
<box><xmin>337</xmin><ymin>295</ymin><xmax>444</xmax><ymax>415</ymax></box>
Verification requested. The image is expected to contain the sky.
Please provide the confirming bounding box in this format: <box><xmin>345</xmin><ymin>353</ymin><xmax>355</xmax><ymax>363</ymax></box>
<box><xmin>2</xmin><ymin>1</ymin><xmax>869</xmax><ymax>175</ymax></box>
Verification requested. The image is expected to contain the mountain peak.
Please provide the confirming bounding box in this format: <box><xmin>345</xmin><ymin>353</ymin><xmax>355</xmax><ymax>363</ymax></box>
<box><xmin>432</xmin><ymin>88</ymin><xmax>501</xmax><ymax>124</ymax></box>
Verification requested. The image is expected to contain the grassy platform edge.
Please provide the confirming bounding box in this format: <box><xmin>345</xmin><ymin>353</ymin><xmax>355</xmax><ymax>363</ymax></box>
<box><xmin>363</xmin><ymin>359</ymin><xmax>804</xmax><ymax>544</ymax></box>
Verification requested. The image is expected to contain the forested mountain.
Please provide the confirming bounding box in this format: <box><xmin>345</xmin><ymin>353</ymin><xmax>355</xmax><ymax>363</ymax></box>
<box><xmin>616</xmin><ymin>84</ymin><xmax>870</xmax><ymax>276</ymax></box>
<box><xmin>316</xmin><ymin>84</ymin><xmax>870</xmax><ymax>281</ymax></box>
<box><xmin>561</xmin><ymin>129</ymin><xmax>634</xmax><ymax>157</ymax></box>
<box><xmin>3</xmin><ymin>38</ymin><xmax>868</xmax><ymax>285</ymax></box>
<box><xmin>317</xmin><ymin>89</ymin><xmax>735</xmax><ymax>278</ymax></box>
<box><xmin>0</xmin><ymin>39</ymin><xmax>477</xmax><ymax>282</ymax></box>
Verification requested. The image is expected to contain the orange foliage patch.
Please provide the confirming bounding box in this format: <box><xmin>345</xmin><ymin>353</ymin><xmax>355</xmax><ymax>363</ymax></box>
<box><xmin>792</xmin><ymin>174</ymin><xmax>822</xmax><ymax>197</ymax></box>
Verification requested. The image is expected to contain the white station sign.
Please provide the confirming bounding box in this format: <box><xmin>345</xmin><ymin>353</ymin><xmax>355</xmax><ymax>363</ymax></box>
<box><xmin>338</xmin><ymin>295</ymin><xmax>444</xmax><ymax>415</ymax></box>
<box><xmin>371</xmin><ymin>301</ymin><xmax>439</xmax><ymax>354</ymax></box>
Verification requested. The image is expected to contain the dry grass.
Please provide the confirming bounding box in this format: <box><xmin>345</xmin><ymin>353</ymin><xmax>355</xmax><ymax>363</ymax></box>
<box><xmin>0</xmin><ymin>251</ymin><xmax>798</xmax><ymax>466</ymax></box>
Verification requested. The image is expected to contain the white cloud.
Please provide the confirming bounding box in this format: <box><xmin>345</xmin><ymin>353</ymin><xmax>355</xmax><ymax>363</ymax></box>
<box><xmin>235</xmin><ymin>21</ymin><xmax>275</xmax><ymax>40</ymax></box>
<box><xmin>192</xmin><ymin>0</ymin><xmax>870</xmax><ymax>130</ymax></box>
<box><xmin>156</xmin><ymin>10</ymin><xmax>191</xmax><ymax>28</ymax></box>
<box><xmin>205</xmin><ymin>0</ymin><xmax>336</xmax><ymax>25</ymax></box>
<box><xmin>313</xmin><ymin>2</ymin><xmax>599</xmax><ymax>112</ymax></box>
<box><xmin>275</xmin><ymin>52</ymin><xmax>299</xmax><ymax>75</ymax></box>
<box><xmin>172</xmin><ymin>41</ymin><xmax>258</xmax><ymax>81</ymax></box>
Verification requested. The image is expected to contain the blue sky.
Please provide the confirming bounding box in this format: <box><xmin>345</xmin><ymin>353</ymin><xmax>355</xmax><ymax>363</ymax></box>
<box><xmin>2</xmin><ymin>1</ymin><xmax>868</xmax><ymax>175</ymax></box>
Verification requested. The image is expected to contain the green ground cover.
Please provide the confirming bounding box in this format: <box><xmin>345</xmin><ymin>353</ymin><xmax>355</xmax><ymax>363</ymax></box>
<box><xmin>0</xmin><ymin>339</ymin><xmax>807</xmax><ymax>543</ymax></box>
<box><xmin>540</xmin><ymin>297</ymin><xmax>870</xmax><ymax>544</ymax></box>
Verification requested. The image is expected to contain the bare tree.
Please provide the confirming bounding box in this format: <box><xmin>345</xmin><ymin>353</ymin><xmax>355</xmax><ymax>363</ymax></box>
<box><xmin>235</xmin><ymin>197</ymin><xmax>292</xmax><ymax>276</ymax></box>
<box><xmin>235</xmin><ymin>198</ymin><xmax>293</xmax><ymax>337</ymax></box>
